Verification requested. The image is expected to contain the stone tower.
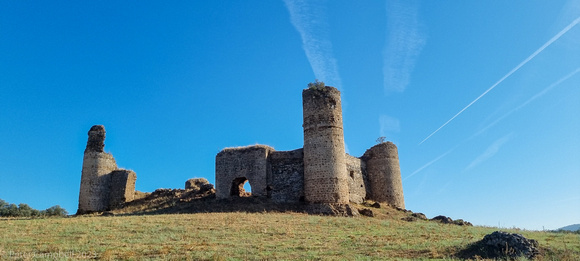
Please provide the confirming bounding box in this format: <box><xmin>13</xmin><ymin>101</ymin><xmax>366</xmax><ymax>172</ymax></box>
<box><xmin>78</xmin><ymin>125</ymin><xmax>118</xmax><ymax>214</ymax></box>
<box><xmin>363</xmin><ymin>142</ymin><xmax>405</xmax><ymax>209</ymax></box>
<box><xmin>302</xmin><ymin>86</ymin><xmax>349</xmax><ymax>204</ymax></box>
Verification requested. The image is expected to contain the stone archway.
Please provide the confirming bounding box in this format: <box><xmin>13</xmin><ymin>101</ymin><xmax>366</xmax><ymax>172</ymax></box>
<box><xmin>230</xmin><ymin>177</ymin><xmax>252</xmax><ymax>197</ymax></box>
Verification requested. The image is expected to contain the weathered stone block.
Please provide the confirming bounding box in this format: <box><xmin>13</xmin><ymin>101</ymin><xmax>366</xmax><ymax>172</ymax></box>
<box><xmin>185</xmin><ymin>178</ymin><xmax>214</xmax><ymax>193</ymax></box>
<box><xmin>109</xmin><ymin>169</ymin><xmax>136</xmax><ymax>209</ymax></box>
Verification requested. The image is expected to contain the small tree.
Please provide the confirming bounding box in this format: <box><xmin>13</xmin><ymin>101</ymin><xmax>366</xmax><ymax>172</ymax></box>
<box><xmin>307</xmin><ymin>79</ymin><xmax>325</xmax><ymax>90</ymax></box>
<box><xmin>17</xmin><ymin>203</ymin><xmax>34</xmax><ymax>217</ymax></box>
<box><xmin>4</xmin><ymin>204</ymin><xmax>18</xmax><ymax>217</ymax></box>
<box><xmin>0</xmin><ymin>199</ymin><xmax>8</xmax><ymax>216</ymax></box>
<box><xmin>43</xmin><ymin>205</ymin><xmax>68</xmax><ymax>217</ymax></box>
<box><xmin>0</xmin><ymin>199</ymin><xmax>68</xmax><ymax>218</ymax></box>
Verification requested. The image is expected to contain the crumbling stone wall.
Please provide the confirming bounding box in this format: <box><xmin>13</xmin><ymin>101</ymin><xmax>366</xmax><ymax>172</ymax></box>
<box><xmin>78</xmin><ymin>126</ymin><xmax>118</xmax><ymax>213</ymax></box>
<box><xmin>185</xmin><ymin>178</ymin><xmax>214</xmax><ymax>193</ymax></box>
<box><xmin>109</xmin><ymin>169</ymin><xmax>137</xmax><ymax>209</ymax></box>
<box><xmin>214</xmin><ymin>85</ymin><xmax>405</xmax><ymax>208</ymax></box>
<box><xmin>215</xmin><ymin>145</ymin><xmax>274</xmax><ymax>199</ymax></box>
<box><xmin>269</xmin><ymin>149</ymin><xmax>304</xmax><ymax>203</ymax></box>
<box><xmin>302</xmin><ymin>86</ymin><xmax>349</xmax><ymax>204</ymax></box>
<box><xmin>345</xmin><ymin>154</ymin><xmax>368</xmax><ymax>204</ymax></box>
<box><xmin>362</xmin><ymin>142</ymin><xmax>405</xmax><ymax>209</ymax></box>
<box><xmin>77</xmin><ymin>125</ymin><xmax>137</xmax><ymax>214</ymax></box>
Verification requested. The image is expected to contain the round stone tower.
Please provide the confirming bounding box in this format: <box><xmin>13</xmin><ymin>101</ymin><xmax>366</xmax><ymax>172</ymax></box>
<box><xmin>363</xmin><ymin>141</ymin><xmax>405</xmax><ymax>209</ymax></box>
<box><xmin>77</xmin><ymin>125</ymin><xmax>118</xmax><ymax>214</ymax></box>
<box><xmin>302</xmin><ymin>86</ymin><xmax>349</xmax><ymax>204</ymax></box>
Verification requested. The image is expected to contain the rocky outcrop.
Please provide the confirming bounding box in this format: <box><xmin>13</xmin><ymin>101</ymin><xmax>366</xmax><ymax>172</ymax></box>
<box><xmin>458</xmin><ymin>231</ymin><xmax>540</xmax><ymax>260</ymax></box>
<box><xmin>358</xmin><ymin>208</ymin><xmax>374</xmax><ymax>217</ymax></box>
<box><xmin>185</xmin><ymin>178</ymin><xmax>214</xmax><ymax>193</ymax></box>
<box><xmin>430</xmin><ymin>215</ymin><xmax>472</xmax><ymax>226</ymax></box>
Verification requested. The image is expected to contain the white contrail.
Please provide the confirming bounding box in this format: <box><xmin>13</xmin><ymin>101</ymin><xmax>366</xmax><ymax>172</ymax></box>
<box><xmin>403</xmin><ymin>146</ymin><xmax>456</xmax><ymax>181</ymax></box>
<box><xmin>283</xmin><ymin>0</ymin><xmax>342</xmax><ymax>89</ymax></box>
<box><xmin>383</xmin><ymin>0</ymin><xmax>425</xmax><ymax>94</ymax></box>
<box><xmin>419</xmin><ymin>16</ymin><xmax>580</xmax><ymax>145</ymax></box>
<box><xmin>409</xmin><ymin>69</ymin><xmax>579</xmax><ymax>181</ymax></box>
<box><xmin>472</xmin><ymin>67</ymin><xmax>580</xmax><ymax>138</ymax></box>
<box><xmin>464</xmin><ymin>133</ymin><xmax>513</xmax><ymax>171</ymax></box>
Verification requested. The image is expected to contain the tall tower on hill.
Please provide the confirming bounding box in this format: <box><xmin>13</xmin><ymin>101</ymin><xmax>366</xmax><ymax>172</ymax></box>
<box><xmin>77</xmin><ymin>125</ymin><xmax>136</xmax><ymax>214</ymax></box>
<box><xmin>77</xmin><ymin>125</ymin><xmax>118</xmax><ymax>213</ymax></box>
<box><xmin>302</xmin><ymin>86</ymin><xmax>349</xmax><ymax>204</ymax></box>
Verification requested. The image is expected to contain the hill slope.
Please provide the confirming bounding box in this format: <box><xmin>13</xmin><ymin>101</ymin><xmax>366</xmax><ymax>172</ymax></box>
<box><xmin>1</xmin><ymin>206</ymin><xmax>579</xmax><ymax>260</ymax></box>
<box><xmin>558</xmin><ymin>224</ymin><xmax>580</xmax><ymax>232</ymax></box>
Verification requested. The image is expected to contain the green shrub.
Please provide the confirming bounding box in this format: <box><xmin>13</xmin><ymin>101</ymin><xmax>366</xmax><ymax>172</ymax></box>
<box><xmin>42</xmin><ymin>205</ymin><xmax>68</xmax><ymax>217</ymax></box>
<box><xmin>307</xmin><ymin>79</ymin><xmax>325</xmax><ymax>90</ymax></box>
<box><xmin>0</xmin><ymin>199</ymin><xmax>68</xmax><ymax>218</ymax></box>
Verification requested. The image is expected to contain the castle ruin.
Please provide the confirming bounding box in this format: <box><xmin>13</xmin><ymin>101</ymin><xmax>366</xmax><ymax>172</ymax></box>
<box><xmin>77</xmin><ymin>85</ymin><xmax>404</xmax><ymax>214</ymax></box>
<box><xmin>77</xmin><ymin>125</ymin><xmax>136</xmax><ymax>214</ymax></box>
<box><xmin>216</xmin><ymin>86</ymin><xmax>405</xmax><ymax>209</ymax></box>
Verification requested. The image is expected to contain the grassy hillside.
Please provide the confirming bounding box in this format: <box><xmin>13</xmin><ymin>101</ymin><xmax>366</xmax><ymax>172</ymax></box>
<box><xmin>1</xmin><ymin>207</ymin><xmax>579</xmax><ymax>260</ymax></box>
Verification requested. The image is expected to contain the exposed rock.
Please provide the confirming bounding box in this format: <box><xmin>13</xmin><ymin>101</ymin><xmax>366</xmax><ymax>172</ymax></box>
<box><xmin>149</xmin><ymin>188</ymin><xmax>185</xmax><ymax>199</ymax></box>
<box><xmin>412</xmin><ymin>212</ymin><xmax>428</xmax><ymax>220</ymax></box>
<box><xmin>396</xmin><ymin>207</ymin><xmax>411</xmax><ymax>213</ymax></box>
<box><xmin>371</xmin><ymin>202</ymin><xmax>381</xmax><ymax>208</ymax></box>
<box><xmin>458</xmin><ymin>231</ymin><xmax>539</xmax><ymax>260</ymax></box>
<box><xmin>185</xmin><ymin>178</ymin><xmax>214</xmax><ymax>193</ymax></box>
<box><xmin>401</xmin><ymin>212</ymin><xmax>428</xmax><ymax>222</ymax></box>
<box><xmin>359</xmin><ymin>208</ymin><xmax>374</xmax><ymax>217</ymax></box>
<box><xmin>430</xmin><ymin>215</ymin><xmax>473</xmax><ymax>226</ymax></box>
<box><xmin>305</xmin><ymin>203</ymin><xmax>359</xmax><ymax>217</ymax></box>
<box><xmin>453</xmin><ymin>219</ymin><xmax>473</xmax><ymax>226</ymax></box>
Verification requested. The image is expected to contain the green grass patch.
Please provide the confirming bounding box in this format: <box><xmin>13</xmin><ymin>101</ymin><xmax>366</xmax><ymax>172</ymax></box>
<box><xmin>1</xmin><ymin>212</ymin><xmax>578</xmax><ymax>260</ymax></box>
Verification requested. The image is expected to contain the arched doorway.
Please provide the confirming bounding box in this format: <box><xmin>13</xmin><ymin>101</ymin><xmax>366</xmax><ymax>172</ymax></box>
<box><xmin>230</xmin><ymin>177</ymin><xmax>252</xmax><ymax>197</ymax></box>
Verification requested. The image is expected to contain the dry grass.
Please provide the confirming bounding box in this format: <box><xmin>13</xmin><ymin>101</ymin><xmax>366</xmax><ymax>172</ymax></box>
<box><xmin>1</xmin><ymin>207</ymin><xmax>578</xmax><ymax>260</ymax></box>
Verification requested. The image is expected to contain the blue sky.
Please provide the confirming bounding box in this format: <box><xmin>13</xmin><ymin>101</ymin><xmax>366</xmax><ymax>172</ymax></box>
<box><xmin>1</xmin><ymin>1</ymin><xmax>578</xmax><ymax>230</ymax></box>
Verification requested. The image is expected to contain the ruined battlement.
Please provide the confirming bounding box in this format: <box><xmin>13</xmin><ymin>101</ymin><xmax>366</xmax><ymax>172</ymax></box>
<box><xmin>215</xmin><ymin>85</ymin><xmax>405</xmax><ymax>209</ymax></box>
<box><xmin>302</xmin><ymin>86</ymin><xmax>349</xmax><ymax>204</ymax></box>
<box><xmin>77</xmin><ymin>125</ymin><xmax>137</xmax><ymax>214</ymax></box>
<box><xmin>85</xmin><ymin>125</ymin><xmax>106</xmax><ymax>153</ymax></box>
<box><xmin>215</xmin><ymin>145</ymin><xmax>274</xmax><ymax>199</ymax></box>
<box><xmin>362</xmin><ymin>142</ymin><xmax>404</xmax><ymax>208</ymax></box>
<box><xmin>77</xmin><ymin>83</ymin><xmax>404</xmax><ymax>215</ymax></box>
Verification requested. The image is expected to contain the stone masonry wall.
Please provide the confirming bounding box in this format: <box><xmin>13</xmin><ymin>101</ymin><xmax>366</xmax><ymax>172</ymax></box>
<box><xmin>362</xmin><ymin>142</ymin><xmax>405</xmax><ymax>209</ymax></box>
<box><xmin>269</xmin><ymin>149</ymin><xmax>304</xmax><ymax>203</ymax></box>
<box><xmin>302</xmin><ymin>86</ymin><xmax>349</xmax><ymax>204</ymax></box>
<box><xmin>215</xmin><ymin>145</ymin><xmax>274</xmax><ymax>199</ymax></box>
<box><xmin>77</xmin><ymin>125</ymin><xmax>138</xmax><ymax>214</ymax></box>
<box><xmin>109</xmin><ymin>169</ymin><xmax>137</xmax><ymax>209</ymax></box>
<box><xmin>78</xmin><ymin>152</ymin><xmax>118</xmax><ymax>213</ymax></box>
<box><xmin>345</xmin><ymin>154</ymin><xmax>368</xmax><ymax>204</ymax></box>
<box><xmin>78</xmin><ymin>125</ymin><xmax>118</xmax><ymax>214</ymax></box>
